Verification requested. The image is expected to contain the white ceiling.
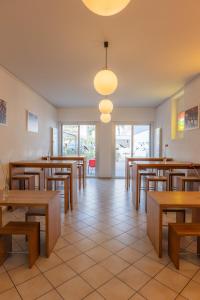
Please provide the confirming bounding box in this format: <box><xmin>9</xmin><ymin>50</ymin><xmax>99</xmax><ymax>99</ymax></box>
<box><xmin>0</xmin><ymin>0</ymin><xmax>200</xmax><ymax>108</ymax></box>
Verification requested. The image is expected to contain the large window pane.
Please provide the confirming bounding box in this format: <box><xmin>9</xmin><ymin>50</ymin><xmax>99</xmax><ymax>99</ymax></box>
<box><xmin>115</xmin><ymin>125</ymin><xmax>132</xmax><ymax>177</ymax></box>
<box><xmin>62</xmin><ymin>125</ymin><xmax>78</xmax><ymax>155</ymax></box>
<box><xmin>80</xmin><ymin>125</ymin><xmax>96</xmax><ymax>176</ymax></box>
<box><xmin>133</xmin><ymin>125</ymin><xmax>150</xmax><ymax>157</ymax></box>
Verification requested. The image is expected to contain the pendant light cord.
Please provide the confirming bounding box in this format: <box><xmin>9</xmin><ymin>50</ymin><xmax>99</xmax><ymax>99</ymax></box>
<box><xmin>104</xmin><ymin>41</ymin><xmax>109</xmax><ymax>69</ymax></box>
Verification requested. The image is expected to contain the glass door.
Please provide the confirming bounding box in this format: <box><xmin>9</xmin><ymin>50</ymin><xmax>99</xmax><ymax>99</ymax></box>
<box><xmin>133</xmin><ymin>125</ymin><xmax>150</xmax><ymax>157</ymax></box>
<box><xmin>115</xmin><ymin>125</ymin><xmax>132</xmax><ymax>177</ymax></box>
<box><xmin>62</xmin><ymin>125</ymin><xmax>78</xmax><ymax>155</ymax></box>
<box><xmin>115</xmin><ymin>124</ymin><xmax>151</xmax><ymax>177</ymax></box>
<box><xmin>80</xmin><ymin>125</ymin><xmax>96</xmax><ymax>176</ymax></box>
<box><xmin>62</xmin><ymin>124</ymin><xmax>96</xmax><ymax>177</ymax></box>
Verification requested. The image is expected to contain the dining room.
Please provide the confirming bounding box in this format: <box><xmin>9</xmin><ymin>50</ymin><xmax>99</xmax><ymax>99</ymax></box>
<box><xmin>0</xmin><ymin>1</ymin><xmax>200</xmax><ymax>299</ymax></box>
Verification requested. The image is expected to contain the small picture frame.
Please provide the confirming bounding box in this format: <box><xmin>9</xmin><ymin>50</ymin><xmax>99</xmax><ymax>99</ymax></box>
<box><xmin>0</xmin><ymin>99</ymin><xmax>7</xmax><ymax>126</ymax></box>
<box><xmin>27</xmin><ymin>111</ymin><xmax>39</xmax><ymax>133</ymax></box>
<box><xmin>185</xmin><ymin>105</ymin><xmax>199</xmax><ymax>130</ymax></box>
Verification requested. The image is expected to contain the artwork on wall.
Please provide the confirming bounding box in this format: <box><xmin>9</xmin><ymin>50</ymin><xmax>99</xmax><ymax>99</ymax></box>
<box><xmin>177</xmin><ymin>111</ymin><xmax>185</xmax><ymax>131</ymax></box>
<box><xmin>0</xmin><ymin>99</ymin><xmax>7</xmax><ymax>125</ymax></box>
<box><xmin>185</xmin><ymin>105</ymin><xmax>199</xmax><ymax>130</ymax></box>
<box><xmin>27</xmin><ymin>111</ymin><xmax>39</xmax><ymax>133</ymax></box>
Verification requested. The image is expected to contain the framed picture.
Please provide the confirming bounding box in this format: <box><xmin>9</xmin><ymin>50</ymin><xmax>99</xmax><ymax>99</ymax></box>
<box><xmin>27</xmin><ymin>111</ymin><xmax>39</xmax><ymax>133</ymax></box>
<box><xmin>177</xmin><ymin>111</ymin><xmax>185</xmax><ymax>131</ymax></box>
<box><xmin>185</xmin><ymin>105</ymin><xmax>199</xmax><ymax>130</ymax></box>
<box><xmin>0</xmin><ymin>99</ymin><xmax>7</xmax><ymax>126</ymax></box>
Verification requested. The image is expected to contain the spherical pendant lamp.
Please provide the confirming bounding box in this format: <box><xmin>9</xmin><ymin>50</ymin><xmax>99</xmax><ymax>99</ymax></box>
<box><xmin>82</xmin><ymin>0</ymin><xmax>131</xmax><ymax>16</ymax></box>
<box><xmin>94</xmin><ymin>41</ymin><xmax>118</xmax><ymax>96</ymax></box>
<box><xmin>99</xmin><ymin>99</ymin><xmax>113</xmax><ymax>114</ymax></box>
<box><xmin>94</xmin><ymin>69</ymin><xmax>118</xmax><ymax>96</ymax></box>
<box><xmin>100</xmin><ymin>113</ymin><xmax>111</xmax><ymax>123</ymax></box>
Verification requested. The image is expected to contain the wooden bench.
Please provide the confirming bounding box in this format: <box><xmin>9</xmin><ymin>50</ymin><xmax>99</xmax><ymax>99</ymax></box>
<box><xmin>168</xmin><ymin>223</ymin><xmax>200</xmax><ymax>269</ymax></box>
<box><xmin>0</xmin><ymin>221</ymin><xmax>40</xmax><ymax>268</ymax></box>
<box><xmin>47</xmin><ymin>175</ymin><xmax>70</xmax><ymax>212</ymax></box>
<box><xmin>11</xmin><ymin>174</ymin><xmax>35</xmax><ymax>190</ymax></box>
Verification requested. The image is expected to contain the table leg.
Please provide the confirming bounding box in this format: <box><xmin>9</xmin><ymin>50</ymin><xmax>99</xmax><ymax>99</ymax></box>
<box><xmin>147</xmin><ymin>194</ymin><xmax>163</xmax><ymax>257</ymax></box>
<box><xmin>132</xmin><ymin>165</ymin><xmax>139</xmax><ymax>209</ymax></box>
<box><xmin>192</xmin><ymin>208</ymin><xmax>200</xmax><ymax>223</ymax></box>
<box><xmin>69</xmin><ymin>162</ymin><xmax>77</xmax><ymax>210</ymax></box>
<box><xmin>83</xmin><ymin>159</ymin><xmax>86</xmax><ymax>188</ymax></box>
<box><xmin>45</xmin><ymin>194</ymin><xmax>61</xmax><ymax>257</ymax></box>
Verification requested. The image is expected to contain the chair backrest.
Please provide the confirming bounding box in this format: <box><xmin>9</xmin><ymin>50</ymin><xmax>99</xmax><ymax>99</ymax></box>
<box><xmin>89</xmin><ymin>159</ymin><xmax>96</xmax><ymax>168</ymax></box>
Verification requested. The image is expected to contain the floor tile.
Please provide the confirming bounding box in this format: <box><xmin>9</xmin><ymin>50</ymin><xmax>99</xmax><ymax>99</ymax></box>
<box><xmin>63</xmin><ymin>232</ymin><xmax>85</xmax><ymax>243</ymax></box>
<box><xmin>140</xmin><ymin>278</ymin><xmax>177</xmax><ymax>300</ymax></box>
<box><xmin>168</xmin><ymin>259</ymin><xmax>199</xmax><ymax>278</ymax></box>
<box><xmin>44</xmin><ymin>263</ymin><xmax>76</xmax><ymax>287</ymax></box>
<box><xmin>134</xmin><ymin>256</ymin><xmax>164</xmax><ymax>277</ymax></box>
<box><xmin>85</xmin><ymin>246</ymin><xmax>112</xmax><ymax>262</ymax></box>
<box><xmin>67</xmin><ymin>254</ymin><xmax>96</xmax><ymax>273</ymax></box>
<box><xmin>100</xmin><ymin>254</ymin><xmax>129</xmax><ymax>275</ymax></box>
<box><xmin>98</xmin><ymin>277</ymin><xmax>134</xmax><ymax>300</ymax></box>
<box><xmin>57</xmin><ymin>275</ymin><xmax>93</xmax><ymax>300</ymax></box>
<box><xmin>0</xmin><ymin>272</ymin><xmax>14</xmax><ymax>294</ymax></box>
<box><xmin>81</xmin><ymin>264</ymin><xmax>113</xmax><ymax>288</ymax></box>
<box><xmin>74</xmin><ymin>238</ymin><xmax>97</xmax><ymax>252</ymax></box>
<box><xmin>36</xmin><ymin>253</ymin><xmax>63</xmax><ymax>272</ymax></box>
<box><xmin>155</xmin><ymin>267</ymin><xmax>189</xmax><ymax>293</ymax></box>
<box><xmin>16</xmin><ymin>274</ymin><xmax>52</xmax><ymax>300</ymax></box>
<box><xmin>37</xmin><ymin>289</ymin><xmax>63</xmax><ymax>300</ymax></box>
<box><xmin>130</xmin><ymin>293</ymin><xmax>146</xmax><ymax>300</ymax></box>
<box><xmin>8</xmin><ymin>264</ymin><xmax>40</xmax><ymax>285</ymax></box>
<box><xmin>0</xmin><ymin>287</ymin><xmax>21</xmax><ymax>300</ymax></box>
<box><xmin>118</xmin><ymin>265</ymin><xmax>150</xmax><ymax>290</ymax></box>
<box><xmin>181</xmin><ymin>280</ymin><xmax>200</xmax><ymax>300</ymax></box>
<box><xmin>84</xmin><ymin>291</ymin><xmax>105</xmax><ymax>300</ymax></box>
<box><xmin>3</xmin><ymin>254</ymin><xmax>28</xmax><ymax>271</ymax></box>
<box><xmin>55</xmin><ymin>244</ymin><xmax>81</xmax><ymax>261</ymax></box>
<box><xmin>117</xmin><ymin>247</ymin><xmax>144</xmax><ymax>263</ymax></box>
<box><xmin>101</xmin><ymin>238</ymin><xmax>126</xmax><ymax>253</ymax></box>
<box><xmin>53</xmin><ymin>237</ymin><xmax>70</xmax><ymax>251</ymax></box>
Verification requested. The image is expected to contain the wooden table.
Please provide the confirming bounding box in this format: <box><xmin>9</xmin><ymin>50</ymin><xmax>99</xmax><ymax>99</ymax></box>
<box><xmin>147</xmin><ymin>191</ymin><xmax>200</xmax><ymax>257</ymax></box>
<box><xmin>9</xmin><ymin>160</ymin><xmax>77</xmax><ymax>204</ymax></box>
<box><xmin>125</xmin><ymin>157</ymin><xmax>173</xmax><ymax>190</ymax></box>
<box><xmin>132</xmin><ymin>161</ymin><xmax>200</xmax><ymax>210</ymax></box>
<box><xmin>42</xmin><ymin>156</ymin><xmax>86</xmax><ymax>188</ymax></box>
<box><xmin>0</xmin><ymin>190</ymin><xmax>61</xmax><ymax>257</ymax></box>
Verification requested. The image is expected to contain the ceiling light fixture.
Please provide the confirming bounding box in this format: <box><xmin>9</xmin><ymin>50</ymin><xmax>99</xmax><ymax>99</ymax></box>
<box><xmin>82</xmin><ymin>0</ymin><xmax>131</xmax><ymax>16</ymax></box>
<box><xmin>99</xmin><ymin>99</ymin><xmax>113</xmax><ymax>114</ymax></box>
<box><xmin>100</xmin><ymin>113</ymin><xmax>111</xmax><ymax>123</ymax></box>
<box><xmin>94</xmin><ymin>41</ymin><xmax>118</xmax><ymax>96</ymax></box>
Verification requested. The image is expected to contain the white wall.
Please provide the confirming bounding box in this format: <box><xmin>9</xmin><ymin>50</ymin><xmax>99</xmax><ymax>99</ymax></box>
<box><xmin>155</xmin><ymin>75</ymin><xmax>200</xmax><ymax>162</ymax></box>
<box><xmin>58</xmin><ymin>107</ymin><xmax>155</xmax><ymax>177</ymax></box>
<box><xmin>0</xmin><ymin>66</ymin><xmax>57</xmax><ymax>187</ymax></box>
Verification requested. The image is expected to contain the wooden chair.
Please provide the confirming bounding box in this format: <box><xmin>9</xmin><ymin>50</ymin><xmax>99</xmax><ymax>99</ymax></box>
<box><xmin>168</xmin><ymin>223</ymin><xmax>200</xmax><ymax>269</ymax></box>
<box><xmin>47</xmin><ymin>175</ymin><xmax>71</xmax><ymax>212</ymax></box>
<box><xmin>11</xmin><ymin>174</ymin><xmax>35</xmax><ymax>190</ymax></box>
<box><xmin>166</xmin><ymin>171</ymin><xmax>185</xmax><ymax>191</ymax></box>
<box><xmin>177</xmin><ymin>176</ymin><xmax>200</xmax><ymax>191</ymax></box>
<box><xmin>0</xmin><ymin>221</ymin><xmax>40</xmax><ymax>268</ymax></box>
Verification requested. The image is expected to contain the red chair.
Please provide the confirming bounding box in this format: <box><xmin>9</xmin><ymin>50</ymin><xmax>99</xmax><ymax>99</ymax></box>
<box><xmin>88</xmin><ymin>159</ymin><xmax>96</xmax><ymax>175</ymax></box>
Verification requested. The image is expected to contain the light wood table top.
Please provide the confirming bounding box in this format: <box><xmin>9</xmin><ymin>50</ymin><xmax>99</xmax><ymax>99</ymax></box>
<box><xmin>147</xmin><ymin>191</ymin><xmax>200</xmax><ymax>257</ymax></box>
<box><xmin>0</xmin><ymin>190</ymin><xmax>61</xmax><ymax>257</ymax></box>
<box><xmin>0</xmin><ymin>190</ymin><xmax>59</xmax><ymax>206</ymax></box>
<box><xmin>148</xmin><ymin>191</ymin><xmax>200</xmax><ymax>206</ymax></box>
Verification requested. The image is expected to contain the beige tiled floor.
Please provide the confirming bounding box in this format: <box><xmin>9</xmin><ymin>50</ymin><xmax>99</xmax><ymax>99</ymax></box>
<box><xmin>1</xmin><ymin>179</ymin><xmax>200</xmax><ymax>299</ymax></box>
